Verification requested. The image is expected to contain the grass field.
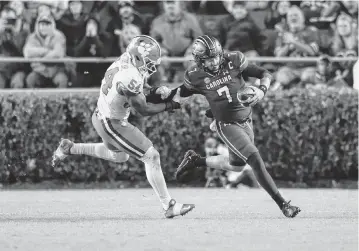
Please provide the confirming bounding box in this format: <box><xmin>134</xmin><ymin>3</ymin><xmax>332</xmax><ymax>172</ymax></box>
<box><xmin>0</xmin><ymin>188</ymin><xmax>357</xmax><ymax>251</ymax></box>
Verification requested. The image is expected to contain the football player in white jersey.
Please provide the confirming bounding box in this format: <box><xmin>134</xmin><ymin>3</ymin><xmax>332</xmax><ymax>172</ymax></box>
<box><xmin>52</xmin><ymin>35</ymin><xmax>195</xmax><ymax>218</ymax></box>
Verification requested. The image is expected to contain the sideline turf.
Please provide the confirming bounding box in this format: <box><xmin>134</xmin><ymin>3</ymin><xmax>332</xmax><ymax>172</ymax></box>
<box><xmin>0</xmin><ymin>188</ymin><xmax>357</xmax><ymax>251</ymax></box>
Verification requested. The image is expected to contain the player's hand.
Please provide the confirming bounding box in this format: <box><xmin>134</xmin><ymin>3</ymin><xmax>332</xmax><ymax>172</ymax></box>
<box><xmin>205</xmin><ymin>109</ymin><xmax>214</xmax><ymax>119</ymax></box>
<box><xmin>155</xmin><ymin>86</ymin><xmax>172</xmax><ymax>100</ymax></box>
<box><xmin>242</xmin><ymin>86</ymin><xmax>264</xmax><ymax>107</ymax></box>
<box><xmin>209</xmin><ymin>120</ymin><xmax>217</xmax><ymax>132</ymax></box>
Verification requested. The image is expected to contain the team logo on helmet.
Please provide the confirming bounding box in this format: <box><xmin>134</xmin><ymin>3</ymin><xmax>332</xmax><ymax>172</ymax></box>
<box><xmin>137</xmin><ymin>42</ymin><xmax>154</xmax><ymax>57</ymax></box>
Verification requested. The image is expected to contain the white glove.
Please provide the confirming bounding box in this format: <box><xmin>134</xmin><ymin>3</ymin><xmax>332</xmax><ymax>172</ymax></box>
<box><xmin>155</xmin><ymin>86</ymin><xmax>172</xmax><ymax>100</ymax></box>
<box><xmin>243</xmin><ymin>86</ymin><xmax>264</xmax><ymax>107</ymax></box>
<box><xmin>209</xmin><ymin>120</ymin><xmax>217</xmax><ymax>132</ymax></box>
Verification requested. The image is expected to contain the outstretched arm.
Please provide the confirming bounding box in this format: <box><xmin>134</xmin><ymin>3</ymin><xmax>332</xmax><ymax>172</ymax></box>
<box><xmin>146</xmin><ymin>84</ymin><xmax>198</xmax><ymax>104</ymax></box>
<box><xmin>239</xmin><ymin>63</ymin><xmax>273</xmax><ymax>107</ymax></box>
<box><xmin>126</xmin><ymin>90</ymin><xmax>180</xmax><ymax>116</ymax></box>
<box><xmin>242</xmin><ymin>63</ymin><xmax>272</xmax><ymax>91</ymax></box>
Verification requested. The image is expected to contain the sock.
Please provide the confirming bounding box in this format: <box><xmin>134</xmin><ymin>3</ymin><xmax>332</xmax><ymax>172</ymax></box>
<box><xmin>70</xmin><ymin>143</ymin><xmax>129</xmax><ymax>163</ymax></box>
<box><xmin>247</xmin><ymin>152</ymin><xmax>286</xmax><ymax>208</ymax></box>
<box><xmin>142</xmin><ymin>148</ymin><xmax>172</xmax><ymax>210</ymax></box>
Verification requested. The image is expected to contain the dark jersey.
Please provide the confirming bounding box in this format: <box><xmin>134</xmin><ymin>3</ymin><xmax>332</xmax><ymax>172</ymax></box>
<box><xmin>183</xmin><ymin>51</ymin><xmax>251</xmax><ymax>123</ymax></box>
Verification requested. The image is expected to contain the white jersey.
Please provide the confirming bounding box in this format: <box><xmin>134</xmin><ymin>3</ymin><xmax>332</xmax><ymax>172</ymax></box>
<box><xmin>97</xmin><ymin>52</ymin><xmax>145</xmax><ymax>120</ymax></box>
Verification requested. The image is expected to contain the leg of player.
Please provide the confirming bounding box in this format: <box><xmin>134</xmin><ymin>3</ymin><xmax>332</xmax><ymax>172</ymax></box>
<box><xmin>52</xmin><ymin>140</ymin><xmax>129</xmax><ymax>167</ymax></box>
<box><xmin>140</xmin><ymin>146</ymin><xmax>195</xmax><ymax>218</ymax></box>
<box><xmin>175</xmin><ymin>151</ymin><xmax>251</xmax><ymax>180</ymax></box>
<box><xmin>52</xmin><ymin>111</ymin><xmax>195</xmax><ymax>218</ymax></box>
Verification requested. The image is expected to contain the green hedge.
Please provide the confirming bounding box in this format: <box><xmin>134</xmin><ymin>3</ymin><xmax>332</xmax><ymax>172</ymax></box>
<box><xmin>0</xmin><ymin>87</ymin><xmax>358</xmax><ymax>185</ymax></box>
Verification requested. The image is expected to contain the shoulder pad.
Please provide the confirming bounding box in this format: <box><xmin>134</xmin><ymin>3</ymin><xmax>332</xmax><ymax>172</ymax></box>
<box><xmin>114</xmin><ymin>67</ymin><xmax>143</xmax><ymax>94</ymax></box>
<box><xmin>226</xmin><ymin>51</ymin><xmax>248</xmax><ymax>72</ymax></box>
<box><xmin>184</xmin><ymin>66</ymin><xmax>199</xmax><ymax>91</ymax></box>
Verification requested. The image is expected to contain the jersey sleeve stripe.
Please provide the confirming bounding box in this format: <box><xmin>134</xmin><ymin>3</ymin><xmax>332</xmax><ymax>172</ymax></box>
<box><xmin>184</xmin><ymin>81</ymin><xmax>195</xmax><ymax>90</ymax></box>
<box><xmin>239</xmin><ymin>57</ymin><xmax>248</xmax><ymax>71</ymax></box>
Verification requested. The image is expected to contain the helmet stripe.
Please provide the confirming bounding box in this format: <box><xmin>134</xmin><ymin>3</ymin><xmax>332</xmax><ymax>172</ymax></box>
<box><xmin>197</xmin><ymin>36</ymin><xmax>211</xmax><ymax>50</ymax></box>
<box><xmin>204</xmin><ymin>35</ymin><xmax>215</xmax><ymax>49</ymax></box>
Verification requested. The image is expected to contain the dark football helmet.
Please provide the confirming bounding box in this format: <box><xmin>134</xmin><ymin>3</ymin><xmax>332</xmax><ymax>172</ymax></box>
<box><xmin>192</xmin><ymin>35</ymin><xmax>224</xmax><ymax>74</ymax></box>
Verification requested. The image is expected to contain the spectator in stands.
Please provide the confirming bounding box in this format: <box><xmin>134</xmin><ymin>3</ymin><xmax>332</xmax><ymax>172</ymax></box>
<box><xmin>27</xmin><ymin>1</ymin><xmax>68</xmax><ymax>32</ymax></box>
<box><xmin>217</xmin><ymin>1</ymin><xmax>264</xmax><ymax>57</ymax></box>
<box><xmin>23</xmin><ymin>14</ymin><xmax>68</xmax><ymax>88</ymax></box>
<box><xmin>73</xmin><ymin>14</ymin><xmax>112</xmax><ymax>87</ymax></box>
<box><xmin>82</xmin><ymin>1</ymin><xmax>117</xmax><ymax>31</ymax></box>
<box><xmin>107</xmin><ymin>0</ymin><xmax>147</xmax><ymax>36</ymax></box>
<box><xmin>186</xmin><ymin>1</ymin><xmax>230</xmax><ymax>38</ymax></box>
<box><xmin>274</xmin><ymin>6</ymin><xmax>320</xmax><ymax>90</ymax></box>
<box><xmin>303</xmin><ymin>55</ymin><xmax>349</xmax><ymax>88</ymax></box>
<box><xmin>111</xmin><ymin>23</ymin><xmax>142</xmax><ymax>56</ymax></box>
<box><xmin>265</xmin><ymin>1</ymin><xmax>291</xmax><ymax>30</ymax></box>
<box><xmin>0</xmin><ymin>5</ymin><xmax>29</xmax><ymax>88</ymax></box>
<box><xmin>26</xmin><ymin>1</ymin><xmax>67</xmax><ymax>20</ymax></box>
<box><xmin>57</xmin><ymin>0</ymin><xmax>88</xmax><ymax>57</ymax></box>
<box><xmin>8</xmin><ymin>1</ymin><xmax>32</xmax><ymax>32</ymax></box>
<box><xmin>133</xmin><ymin>1</ymin><xmax>162</xmax><ymax>26</ymax></box>
<box><xmin>331</xmin><ymin>13</ymin><xmax>358</xmax><ymax>56</ymax></box>
<box><xmin>300</xmin><ymin>1</ymin><xmax>334</xmax><ymax>28</ymax></box>
<box><xmin>304</xmin><ymin>1</ymin><xmax>358</xmax><ymax>26</ymax></box>
<box><xmin>150</xmin><ymin>0</ymin><xmax>203</xmax><ymax>83</ymax></box>
<box><xmin>329</xmin><ymin>13</ymin><xmax>358</xmax><ymax>87</ymax></box>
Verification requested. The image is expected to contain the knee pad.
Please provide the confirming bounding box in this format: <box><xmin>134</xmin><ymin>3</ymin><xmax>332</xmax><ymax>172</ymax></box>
<box><xmin>141</xmin><ymin>146</ymin><xmax>160</xmax><ymax>165</ymax></box>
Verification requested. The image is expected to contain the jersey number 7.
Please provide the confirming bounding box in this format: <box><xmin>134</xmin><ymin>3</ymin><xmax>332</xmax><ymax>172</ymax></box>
<box><xmin>217</xmin><ymin>86</ymin><xmax>233</xmax><ymax>103</ymax></box>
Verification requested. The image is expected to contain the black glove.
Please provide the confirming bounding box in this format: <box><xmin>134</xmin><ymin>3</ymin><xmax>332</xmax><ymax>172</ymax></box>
<box><xmin>165</xmin><ymin>100</ymin><xmax>180</xmax><ymax>112</ymax></box>
<box><xmin>146</xmin><ymin>87</ymin><xmax>178</xmax><ymax>104</ymax></box>
<box><xmin>205</xmin><ymin>109</ymin><xmax>214</xmax><ymax>118</ymax></box>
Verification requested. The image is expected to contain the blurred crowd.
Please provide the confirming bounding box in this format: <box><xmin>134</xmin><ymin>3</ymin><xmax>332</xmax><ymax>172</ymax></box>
<box><xmin>0</xmin><ymin>0</ymin><xmax>357</xmax><ymax>89</ymax></box>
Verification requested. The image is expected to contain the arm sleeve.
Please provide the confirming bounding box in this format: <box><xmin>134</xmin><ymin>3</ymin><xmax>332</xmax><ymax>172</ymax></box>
<box><xmin>183</xmin><ymin>69</ymin><xmax>200</xmax><ymax>92</ymax></box>
<box><xmin>146</xmin><ymin>84</ymin><xmax>197</xmax><ymax>104</ymax></box>
<box><xmin>242</xmin><ymin>63</ymin><xmax>271</xmax><ymax>79</ymax></box>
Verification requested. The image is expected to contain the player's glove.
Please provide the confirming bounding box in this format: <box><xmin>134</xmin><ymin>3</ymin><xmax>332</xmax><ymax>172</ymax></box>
<box><xmin>242</xmin><ymin>86</ymin><xmax>265</xmax><ymax>107</ymax></box>
<box><xmin>165</xmin><ymin>100</ymin><xmax>180</xmax><ymax>112</ymax></box>
<box><xmin>205</xmin><ymin>109</ymin><xmax>214</xmax><ymax>119</ymax></box>
<box><xmin>146</xmin><ymin>86</ymin><xmax>177</xmax><ymax>104</ymax></box>
<box><xmin>155</xmin><ymin>86</ymin><xmax>172</xmax><ymax>99</ymax></box>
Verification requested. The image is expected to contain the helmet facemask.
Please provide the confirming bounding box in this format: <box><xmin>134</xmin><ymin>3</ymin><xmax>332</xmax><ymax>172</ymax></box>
<box><xmin>195</xmin><ymin>50</ymin><xmax>223</xmax><ymax>75</ymax></box>
<box><xmin>137</xmin><ymin>56</ymin><xmax>161</xmax><ymax>78</ymax></box>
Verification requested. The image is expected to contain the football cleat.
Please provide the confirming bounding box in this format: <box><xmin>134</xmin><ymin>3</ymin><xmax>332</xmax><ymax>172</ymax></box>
<box><xmin>281</xmin><ymin>200</ymin><xmax>301</xmax><ymax>218</ymax></box>
<box><xmin>175</xmin><ymin>150</ymin><xmax>200</xmax><ymax>182</ymax></box>
<box><xmin>164</xmin><ymin>199</ymin><xmax>195</xmax><ymax>219</ymax></box>
<box><xmin>52</xmin><ymin>138</ymin><xmax>74</xmax><ymax>167</ymax></box>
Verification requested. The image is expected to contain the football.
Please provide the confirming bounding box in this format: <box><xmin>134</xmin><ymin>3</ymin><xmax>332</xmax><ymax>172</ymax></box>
<box><xmin>237</xmin><ymin>86</ymin><xmax>256</xmax><ymax>104</ymax></box>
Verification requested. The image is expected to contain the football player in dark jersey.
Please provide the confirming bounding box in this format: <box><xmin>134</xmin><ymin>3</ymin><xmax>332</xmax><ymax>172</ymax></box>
<box><xmin>147</xmin><ymin>35</ymin><xmax>301</xmax><ymax>218</ymax></box>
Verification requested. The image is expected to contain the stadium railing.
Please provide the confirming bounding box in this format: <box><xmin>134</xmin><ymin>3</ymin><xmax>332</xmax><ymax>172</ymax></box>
<box><xmin>0</xmin><ymin>56</ymin><xmax>357</xmax><ymax>63</ymax></box>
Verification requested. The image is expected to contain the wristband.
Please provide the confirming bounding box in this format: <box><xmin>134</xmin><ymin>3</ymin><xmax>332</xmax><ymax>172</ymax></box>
<box><xmin>258</xmin><ymin>85</ymin><xmax>268</xmax><ymax>95</ymax></box>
